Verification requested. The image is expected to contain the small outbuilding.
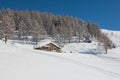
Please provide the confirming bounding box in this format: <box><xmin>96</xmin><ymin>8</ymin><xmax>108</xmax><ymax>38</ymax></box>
<box><xmin>34</xmin><ymin>41</ymin><xmax>61</xmax><ymax>53</ymax></box>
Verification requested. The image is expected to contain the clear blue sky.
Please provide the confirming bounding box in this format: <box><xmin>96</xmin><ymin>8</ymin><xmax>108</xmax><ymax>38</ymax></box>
<box><xmin>0</xmin><ymin>0</ymin><xmax>120</xmax><ymax>30</ymax></box>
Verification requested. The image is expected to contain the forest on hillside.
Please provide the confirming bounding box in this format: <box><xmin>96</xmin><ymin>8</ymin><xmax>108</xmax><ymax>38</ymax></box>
<box><xmin>0</xmin><ymin>9</ymin><xmax>114</xmax><ymax>50</ymax></box>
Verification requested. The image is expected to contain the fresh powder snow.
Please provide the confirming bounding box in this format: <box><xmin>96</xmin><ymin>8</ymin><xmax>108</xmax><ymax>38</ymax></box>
<box><xmin>0</xmin><ymin>29</ymin><xmax>120</xmax><ymax>80</ymax></box>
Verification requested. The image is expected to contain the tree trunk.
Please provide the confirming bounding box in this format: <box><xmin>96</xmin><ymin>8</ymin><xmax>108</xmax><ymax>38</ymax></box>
<box><xmin>5</xmin><ymin>35</ymin><xmax>7</xmax><ymax>44</ymax></box>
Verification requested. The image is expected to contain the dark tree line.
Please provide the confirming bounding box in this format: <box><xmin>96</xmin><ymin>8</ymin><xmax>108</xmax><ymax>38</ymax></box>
<box><xmin>0</xmin><ymin>9</ymin><xmax>115</xmax><ymax>52</ymax></box>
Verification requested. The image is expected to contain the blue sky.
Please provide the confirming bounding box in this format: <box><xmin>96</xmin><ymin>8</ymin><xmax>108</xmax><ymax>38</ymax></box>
<box><xmin>0</xmin><ymin>0</ymin><xmax>120</xmax><ymax>30</ymax></box>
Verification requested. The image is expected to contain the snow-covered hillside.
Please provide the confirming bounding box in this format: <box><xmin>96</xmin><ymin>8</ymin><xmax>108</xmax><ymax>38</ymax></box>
<box><xmin>102</xmin><ymin>29</ymin><xmax>120</xmax><ymax>47</ymax></box>
<box><xmin>0</xmin><ymin>41</ymin><xmax>120</xmax><ymax>80</ymax></box>
<box><xmin>0</xmin><ymin>29</ymin><xmax>120</xmax><ymax>80</ymax></box>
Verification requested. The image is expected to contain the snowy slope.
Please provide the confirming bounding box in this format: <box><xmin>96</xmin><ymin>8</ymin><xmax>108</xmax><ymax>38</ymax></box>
<box><xmin>102</xmin><ymin>29</ymin><xmax>120</xmax><ymax>47</ymax></box>
<box><xmin>0</xmin><ymin>40</ymin><xmax>120</xmax><ymax>80</ymax></box>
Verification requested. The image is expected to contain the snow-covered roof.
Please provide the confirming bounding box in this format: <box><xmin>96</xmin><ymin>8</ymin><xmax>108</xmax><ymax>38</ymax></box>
<box><xmin>34</xmin><ymin>40</ymin><xmax>60</xmax><ymax>48</ymax></box>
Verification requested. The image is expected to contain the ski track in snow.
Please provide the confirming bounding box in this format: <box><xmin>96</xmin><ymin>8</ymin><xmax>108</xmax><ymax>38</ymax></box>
<box><xmin>96</xmin><ymin>54</ymin><xmax>120</xmax><ymax>62</ymax></box>
<box><xmin>34</xmin><ymin>51</ymin><xmax>120</xmax><ymax>77</ymax></box>
<box><xmin>14</xmin><ymin>45</ymin><xmax>120</xmax><ymax>79</ymax></box>
<box><xmin>15</xmin><ymin>42</ymin><xmax>120</xmax><ymax>78</ymax></box>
